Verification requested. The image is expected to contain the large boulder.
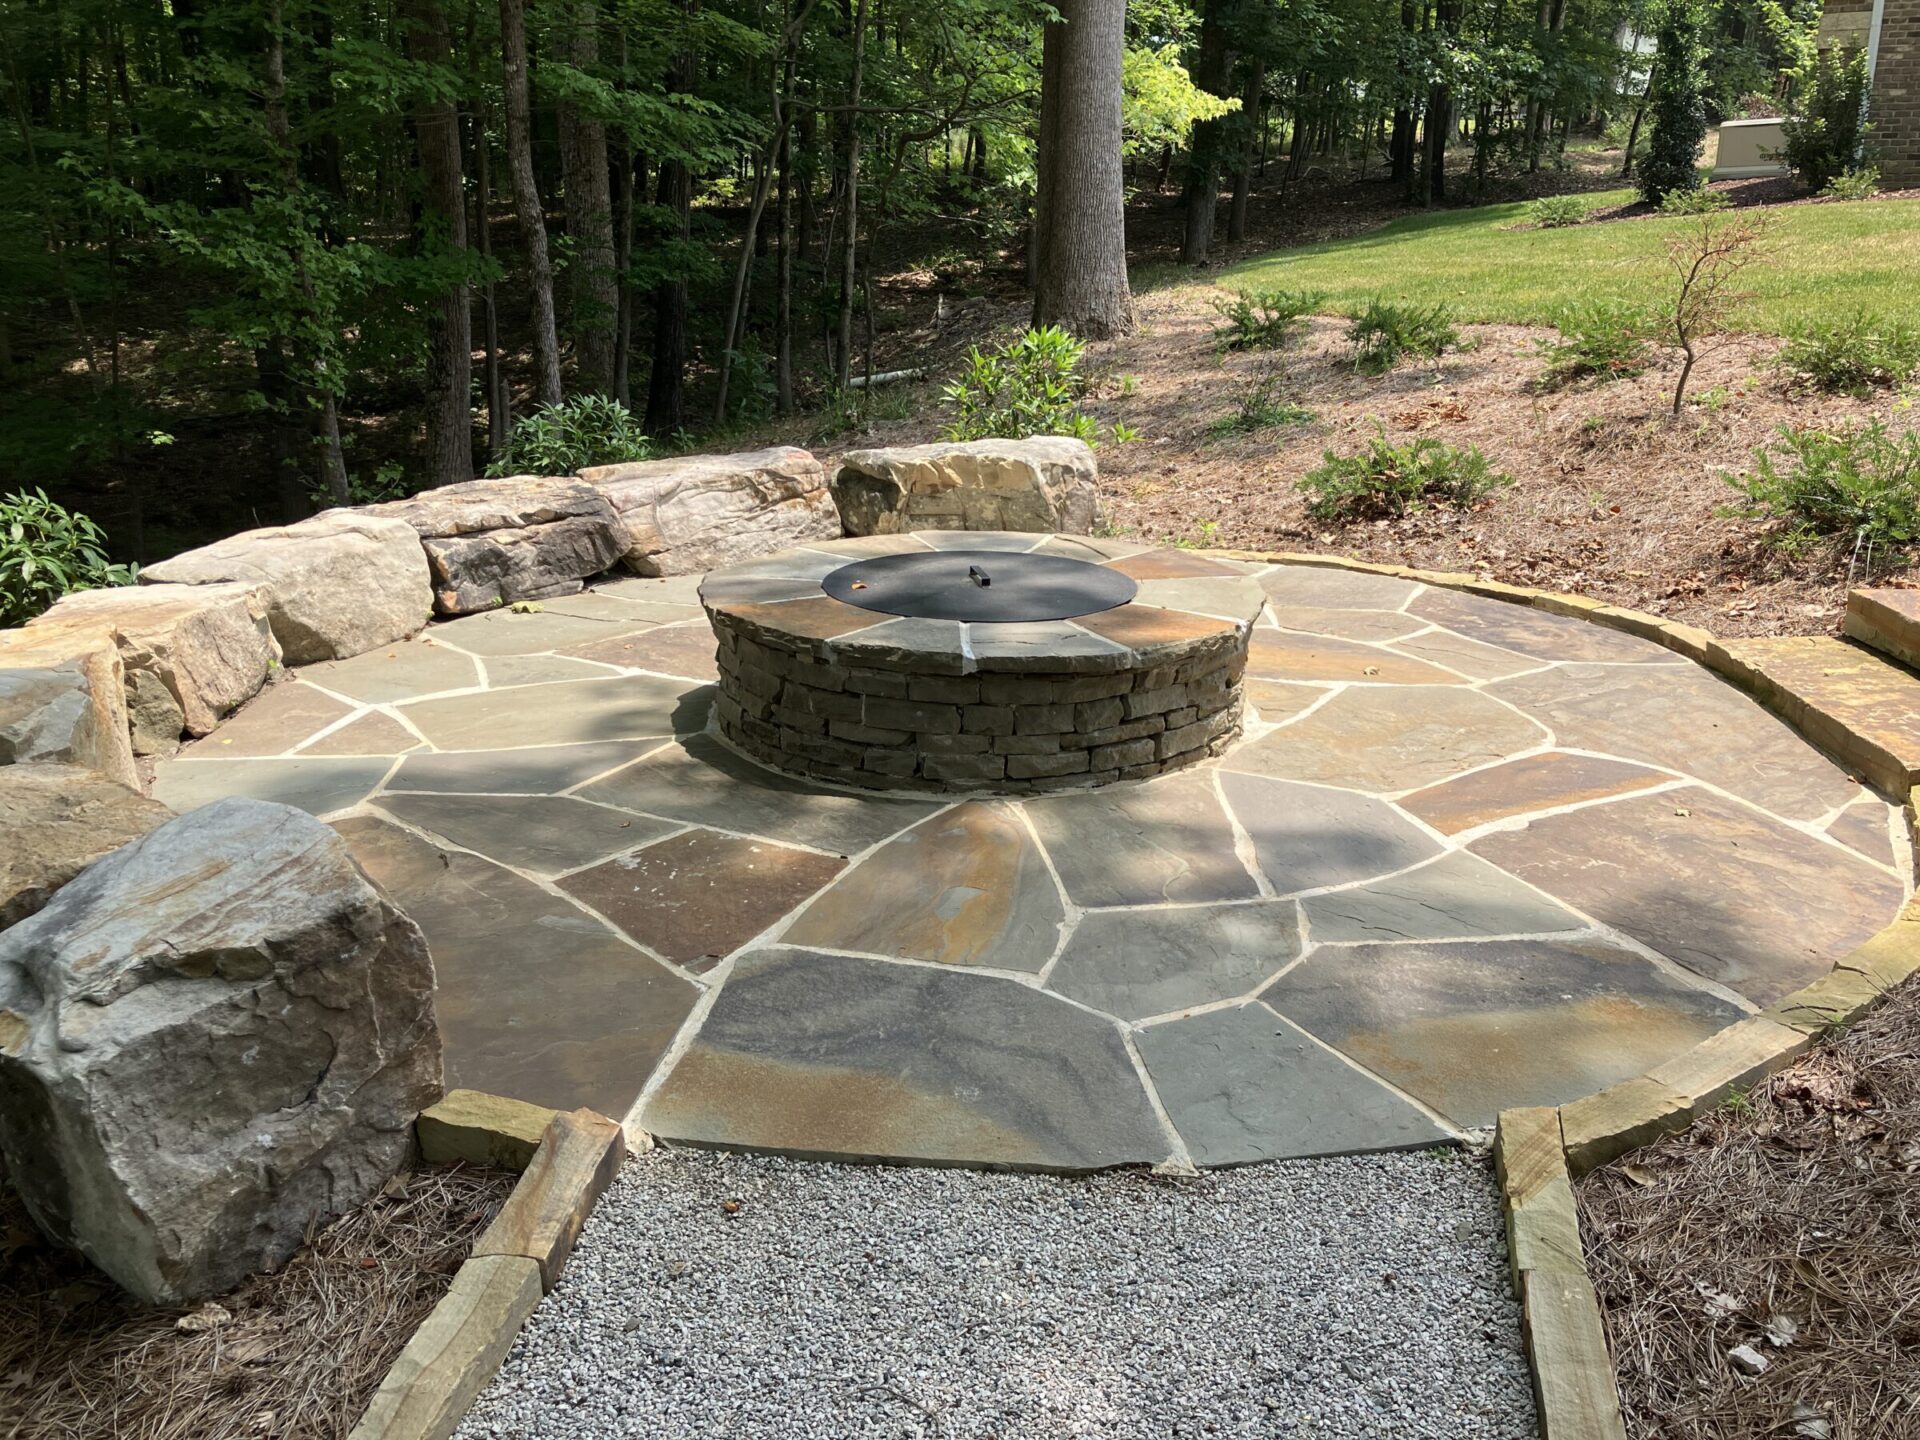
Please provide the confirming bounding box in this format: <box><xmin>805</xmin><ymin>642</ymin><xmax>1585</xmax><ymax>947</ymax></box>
<box><xmin>358</xmin><ymin>476</ymin><xmax>630</xmax><ymax>615</ymax></box>
<box><xmin>0</xmin><ymin>625</ymin><xmax>139</xmax><ymax>789</ymax></box>
<box><xmin>579</xmin><ymin>447</ymin><xmax>840</xmax><ymax>576</ymax></box>
<box><xmin>30</xmin><ymin>582</ymin><xmax>279</xmax><ymax>754</ymax></box>
<box><xmin>0</xmin><ymin>798</ymin><xmax>442</xmax><ymax>1304</ymax></box>
<box><xmin>0</xmin><ymin>764</ymin><xmax>171</xmax><ymax>929</ymax></box>
<box><xmin>831</xmin><ymin>437</ymin><xmax>1100</xmax><ymax>536</ymax></box>
<box><xmin>142</xmin><ymin>513</ymin><xmax>431</xmax><ymax>665</ymax></box>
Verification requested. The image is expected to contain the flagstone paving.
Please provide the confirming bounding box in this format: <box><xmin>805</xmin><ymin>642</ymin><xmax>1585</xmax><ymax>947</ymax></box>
<box><xmin>150</xmin><ymin>549</ymin><xmax>1914</xmax><ymax>1172</ymax></box>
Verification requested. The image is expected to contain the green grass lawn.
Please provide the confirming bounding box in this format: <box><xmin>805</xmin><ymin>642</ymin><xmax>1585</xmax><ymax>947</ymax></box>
<box><xmin>1223</xmin><ymin>189</ymin><xmax>1920</xmax><ymax>335</ymax></box>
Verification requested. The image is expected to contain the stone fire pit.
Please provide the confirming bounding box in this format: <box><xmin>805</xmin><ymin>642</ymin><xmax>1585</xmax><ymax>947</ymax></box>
<box><xmin>702</xmin><ymin>533</ymin><xmax>1264</xmax><ymax>793</ymax></box>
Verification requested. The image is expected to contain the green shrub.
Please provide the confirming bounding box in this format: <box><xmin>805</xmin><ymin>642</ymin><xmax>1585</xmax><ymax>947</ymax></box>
<box><xmin>1537</xmin><ymin>301</ymin><xmax>1656</xmax><ymax>385</ymax></box>
<box><xmin>308</xmin><ymin>461</ymin><xmax>412</xmax><ymax>512</ymax></box>
<box><xmin>1525</xmin><ymin>195</ymin><xmax>1591</xmax><ymax>229</ymax></box>
<box><xmin>0</xmin><ymin>488</ymin><xmax>137</xmax><ymax>627</ymax></box>
<box><xmin>1777</xmin><ymin>312</ymin><xmax>1920</xmax><ymax>394</ymax></box>
<box><xmin>1346</xmin><ymin>298</ymin><xmax>1460</xmax><ymax>374</ymax></box>
<box><xmin>1211</xmin><ymin>288</ymin><xmax>1326</xmax><ymax>351</ymax></box>
<box><xmin>1782</xmin><ymin>46</ymin><xmax>1872</xmax><ymax>193</ymax></box>
<box><xmin>1821</xmin><ymin>166</ymin><xmax>1881</xmax><ymax>200</ymax></box>
<box><xmin>943</xmin><ymin>325</ymin><xmax>1097</xmax><ymax>443</ymax></box>
<box><xmin>1657</xmin><ymin>186</ymin><xmax>1729</xmax><ymax>215</ymax></box>
<box><xmin>1208</xmin><ymin>377</ymin><xmax>1315</xmax><ymax>437</ymax></box>
<box><xmin>1640</xmin><ymin>0</ymin><xmax>1709</xmax><ymax>206</ymax></box>
<box><xmin>1726</xmin><ymin>421</ymin><xmax>1920</xmax><ymax>556</ymax></box>
<box><xmin>485</xmin><ymin>394</ymin><xmax>652</xmax><ymax>477</ymax></box>
<box><xmin>1299</xmin><ymin>430</ymin><xmax>1512</xmax><ymax>520</ymax></box>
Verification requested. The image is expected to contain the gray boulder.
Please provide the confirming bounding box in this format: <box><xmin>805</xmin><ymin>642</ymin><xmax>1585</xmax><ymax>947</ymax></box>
<box><xmin>142</xmin><ymin>512</ymin><xmax>432</xmax><ymax>664</ymax></box>
<box><xmin>0</xmin><ymin>764</ymin><xmax>172</xmax><ymax>929</ymax></box>
<box><xmin>358</xmin><ymin>475</ymin><xmax>630</xmax><ymax>615</ymax></box>
<box><xmin>0</xmin><ymin>624</ymin><xmax>139</xmax><ymax>789</ymax></box>
<box><xmin>0</xmin><ymin>798</ymin><xmax>442</xmax><ymax>1304</ymax></box>
<box><xmin>580</xmin><ymin>446</ymin><xmax>840</xmax><ymax>576</ymax></box>
<box><xmin>831</xmin><ymin>437</ymin><xmax>1100</xmax><ymax>536</ymax></box>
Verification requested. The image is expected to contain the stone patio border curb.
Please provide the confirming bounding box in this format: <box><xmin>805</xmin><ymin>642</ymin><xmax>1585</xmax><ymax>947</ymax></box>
<box><xmin>348</xmin><ymin>1097</ymin><xmax>633</xmax><ymax>1440</ymax></box>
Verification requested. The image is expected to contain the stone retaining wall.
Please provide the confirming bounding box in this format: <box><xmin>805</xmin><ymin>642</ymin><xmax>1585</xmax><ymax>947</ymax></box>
<box><xmin>710</xmin><ymin>620</ymin><xmax>1246</xmax><ymax>794</ymax></box>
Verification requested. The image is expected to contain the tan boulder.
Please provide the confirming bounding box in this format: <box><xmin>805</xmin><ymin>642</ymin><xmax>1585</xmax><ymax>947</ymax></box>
<box><xmin>358</xmin><ymin>476</ymin><xmax>630</xmax><ymax>615</ymax></box>
<box><xmin>0</xmin><ymin>763</ymin><xmax>172</xmax><ymax>928</ymax></box>
<box><xmin>580</xmin><ymin>447</ymin><xmax>840</xmax><ymax>576</ymax></box>
<box><xmin>831</xmin><ymin>437</ymin><xmax>1099</xmax><ymax>537</ymax></box>
<box><xmin>142</xmin><ymin>512</ymin><xmax>431</xmax><ymax>664</ymax></box>
<box><xmin>0</xmin><ymin>625</ymin><xmax>138</xmax><ymax>789</ymax></box>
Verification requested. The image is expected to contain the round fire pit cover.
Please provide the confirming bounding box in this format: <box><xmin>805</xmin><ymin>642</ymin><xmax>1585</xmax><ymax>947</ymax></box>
<box><xmin>821</xmin><ymin>549</ymin><xmax>1139</xmax><ymax>623</ymax></box>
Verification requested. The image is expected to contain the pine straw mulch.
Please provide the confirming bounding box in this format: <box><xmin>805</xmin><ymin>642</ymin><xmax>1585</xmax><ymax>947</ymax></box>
<box><xmin>1576</xmin><ymin>978</ymin><xmax>1920</xmax><ymax>1440</ymax></box>
<box><xmin>0</xmin><ymin>1162</ymin><xmax>516</xmax><ymax>1440</ymax></box>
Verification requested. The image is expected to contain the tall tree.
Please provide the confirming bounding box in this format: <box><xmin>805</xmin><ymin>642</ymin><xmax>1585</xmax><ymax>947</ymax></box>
<box><xmin>1639</xmin><ymin>0</ymin><xmax>1708</xmax><ymax>204</ymax></box>
<box><xmin>1178</xmin><ymin>0</ymin><xmax>1236</xmax><ymax>265</ymax></box>
<box><xmin>557</xmin><ymin>1</ymin><xmax>618</xmax><ymax>394</ymax></box>
<box><xmin>499</xmin><ymin>0</ymin><xmax>564</xmax><ymax>407</ymax></box>
<box><xmin>644</xmin><ymin>16</ymin><xmax>696</xmax><ymax>436</ymax></box>
<box><xmin>1032</xmin><ymin>0</ymin><xmax>1133</xmax><ymax>338</ymax></box>
<box><xmin>404</xmin><ymin>0</ymin><xmax>473</xmax><ymax>486</ymax></box>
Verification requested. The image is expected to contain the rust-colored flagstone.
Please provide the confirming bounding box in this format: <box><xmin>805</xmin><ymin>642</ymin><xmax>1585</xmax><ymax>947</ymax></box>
<box><xmin>1410</xmin><ymin>588</ymin><xmax>1674</xmax><ymax>664</ymax></box>
<box><xmin>1399</xmin><ymin>750</ymin><xmax>1672</xmax><ymax>835</ymax></box>
<box><xmin>561</xmin><ymin>622</ymin><xmax>719</xmax><ymax>680</ymax></box>
<box><xmin>1105</xmin><ymin>549</ymin><xmax>1247</xmax><ymax>580</ymax></box>
<box><xmin>713</xmin><ymin>594</ymin><xmax>880</xmax><ymax>643</ymax></box>
<box><xmin>1246</xmin><ymin>629</ymin><xmax>1464</xmax><ymax>685</ymax></box>
<box><xmin>1268</xmin><ymin>605</ymin><xmax>1429</xmax><ymax>642</ymax></box>
<box><xmin>1258</xmin><ymin>566</ymin><xmax>1423</xmax><ymax>611</ymax></box>
<box><xmin>1074</xmin><ymin>603</ymin><xmax>1240</xmax><ymax>657</ymax></box>
<box><xmin>187</xmin><ymin>680</ymin><xmax>354</xmax><ymax>757</ymax></box>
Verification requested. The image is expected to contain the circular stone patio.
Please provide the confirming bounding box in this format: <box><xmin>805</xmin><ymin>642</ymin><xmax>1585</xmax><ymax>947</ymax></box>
<box><xmin>150</xmin><ymin>534</ymin><xmax>1913</xmax><ymax>1171</ymax></box>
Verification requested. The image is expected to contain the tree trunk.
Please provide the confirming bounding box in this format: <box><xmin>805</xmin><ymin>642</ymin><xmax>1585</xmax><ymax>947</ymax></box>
<box><xmin>645</xmin><ymin>15</ymin><xmax>696</xmax><ymax>436</ymax></box>
<box><xmin>557</xmin><ymin>1</ymin><xmax>617</xmax><ymax>395</ymax></box>
<box><xmin>1227</xmin><ymin>59</ymin><xmax>1264</xmax><ymax>243</ymax></box>
<box><xmin>1031</xmin><ymin>0</ymin><xmax>1133</xmax><ymax>338</ymax></box>
<box><xmin>500</xmin><ymin>0</ymin><xmax>564</xmax><ymax>407</ymax></box>
<box><xmin>776</xmin><ymin>120</ymin><xmax>795</xmax><ymax>415</ymax></box>
<box><xmin>1178</xmin><ymin>0</ymin><xmax>1234</xmax><ymax>265</ymax></box>
<box><xmin>834</xmin><ymin>0</ymin><xmax>870</xmax><ymax>391</ymax></box>
<box><xmin>405</xmin><ymin>0</ymin><xmax>473</xmax><ymax>486</ymax></box>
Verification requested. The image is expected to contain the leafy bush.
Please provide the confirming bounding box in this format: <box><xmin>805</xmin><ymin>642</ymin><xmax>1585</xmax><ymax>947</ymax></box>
<box><xmin>1346</xmin><ymin>298</ymin><xmax>1459</xmax><ymax>374</ymax></box>
<box><xmin>1657</xmin><ymin>186</ymin><xmax>1729</xmax><ymax>215</ymax></box>
<box><xmin>1777</xmin><ymin>312</ymin><xmax>1920</xmax><ymax>394</ymax></box>
<box><xmin>1299</xmin><ymin>430</ymin><xmax>1512</xmax><ymax>520</ymax></box>
<box><xmin>1</xmin><ymin>488</ymin><xmax>137</xmax><ymax>627</ymax></box>
<box><xmin>485</xmin><ymin>394</ymin><xmax>652</xmax><ymax>477</ymax></box>
<box><xmin>1821</xmin><ymin>166</ymin><xmax>1881</xmax><ymax>201</ymax></box>
<box><xmin>1726</xmin><ymin>421</ymin><xmax>1920</xmax><ymax>557</ymax></box>
<box><xmin>1640</xmin><ymin>0</ymin><xmax>1709</xmax><ymax>206</ymax></box>
<box><xmin>1210</xmin><ymin>288</ymin><xmax>1326</xmax><ymax>351</ymax></box>
<box><xmin>1537</xmin><ymin>301</ymin><xmax>1656</xmax><ymax>385</ymax></box>
<box><xmin>1525</xmin><ymin>195</ymin><xmax>1591</xmax><ymax>229</ymax></box>
<box><xmin>308</xmin><ymin>462</ymin><xmax>412</xmax><ymax>512</ymax></box>
<box><xmin>1782</xmin><ymin>46</ymin><xmax>1872</xmax><ymax>193</ymax></box>
<box><xmin>943</xmin><ymin>326</ymin><xmax>1097</xmax><ymax>443</ymax></box>
<box><xmin>1208</xmin><ymin>377</ymin><xmax>1315</xmax><ymax>437</ymax></box>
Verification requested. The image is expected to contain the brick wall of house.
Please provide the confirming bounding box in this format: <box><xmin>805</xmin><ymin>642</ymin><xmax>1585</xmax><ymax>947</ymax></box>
<box><xmin>1876</xmin><ymin>0</ymin><xmax>1920</xmax><ymax>184</ymax></box>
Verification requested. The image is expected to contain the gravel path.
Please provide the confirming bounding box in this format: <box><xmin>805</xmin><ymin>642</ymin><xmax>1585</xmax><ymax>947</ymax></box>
<box><xmin>458</xmin><ymin>1148</ymin><xmax>1538</xmax><ymax>1440</ymax></box>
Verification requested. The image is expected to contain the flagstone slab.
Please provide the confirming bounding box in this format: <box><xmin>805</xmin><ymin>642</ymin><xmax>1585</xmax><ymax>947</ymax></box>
<box><xmin>299</xmin><ymin>638</ymin><xmax>481</xmax><ymax>704</ymax></box>
<box><xmin>1472</xmin><ymin>788</ymin><xmax>1904</xmax><ymax>1004</ymax></box>
<box><xmin>641</xmin><ymin>947</ymin><xmax>1169</xmax><ymax>1170</ymax></box>
<box><xmin>1107</xmin><ymin>549</ymin><xmax>1247</xmax><ymax>580</ymax></box>
<box><xmin>559</xmin><ymin>622</ymin><xmax>719</xmax><ymax>680</ymax></box>
<box><xmin>1258</xmin><ymin>566</ymin><xmax>1424</xmax><ymax>611</ymax></box>
<box><xmin>1073</xmin><ymin>605</ymin><xmax>1241</xmax><ymax>662</ymax></box>
<box><xmin>428</xmin><ymin>605</ymin><xmax>659</xmax><ymax>658</ymax></box>
<box><xmin>1244</xmin><ymin>680</ymin><xmax>1326</xmax><ymax>726</ymax></box>
<box><xmin>918</xmin><ymin>530</ymin><xmax>1054</xmax><ymax>553</ymax></box>
<box><xmin>1715</xmin><ymin>635</ymin><xmax>1920</xmax><ymax>794</ymax></box>
<box><xmin>1399</xmin><ymin>750</ymin><xmax>1674</xmax><ymax>836</ymax></box>
<box><xmin>578</xmin><ymin>733</ymin><xmax>940</xmax><ymax>855</ymax></box>
<box><xmin>1489</xmin><ymin>663</ymin><xmax>1861</xmax><ymax>824</ymax></box>
<box><xmin>1025</xmin><ymin>771</ymin><xmax>1259</xmax><ymax>907</ymax></box>
<box><xmin>1388</xmin><ymin>628</ymin><xmax>1542</xmax><ymax>681</ymax></box>
<box><xmin>298</xmin><ymin>710</ymin><xmax>420</xmax><ymax>757</ymax></box>
<box><xmin>966</xmin><ymin>621</ymin><xmax>1131</xmax><ymax>671</ymax></box>
<box><xmin>781</xmin><ymin>803</ymin><xmax>1063</xmax><ymax>972</ymax></box>
<box><xmin>559</xmin><ymin>830</ymin><xmax>845</xmax><ymax>973</ymax></box>
<box><xmin>1219</xmin><ymin>772</ymin><xmax>1443</xmax><ymax>896</ymax></box>
<box><xmin>1220</xmin><ymin>685</ymin><xmax>1547</xmax><ymax>794</ymax></box>
<box><xmin>151</xmin><ymin>755</ymin><xmax>389</xmax><ymax>817</ymax></box>
<box><xmin>1843</xmin><ymin>586</ymin><xmax>1920</xmax><ymax>670</ymax></box>
<box><xmin>187</xmin><ymin>681</ymin><xmax>355</xmax><ymax>757</ymax></box>
<box><xmin>1046</xmin><ymin>901</ymin><xmax>1302</xmax><ymax>1020</ymax></box>
<box><xmin>333</xmin><ymin>816</ymin><xmax>698</xmax><ymax>1118</ymax></box>
<box><xmin>390</xmin><ymin>741</ymin><xmax>659</xmax><ymax>796</ymax></box>
<box><xmin>1301</xmin><ymin>853</ymin><xmax>1586</xmax><ymax>944</ymax></box>
<box><xmin>1410</xmin><ymin>589</ymin><xmax>1675</xmax><ymax>664</ymax></box>
<box><xmin>1134</xmin><ymin>1005</ymin><xmax>1449</xmax><ymax>1166</ymax></box>
<box><xmin>482</xmin><ymin>654</ymin><xmax>625</xmax><ymax>688</ymax></box>
<box><xmin>594</xmin><ymin>574</ymin><xmax>707</xmax><ymax>607</ymax></box>
<box><xmin>396</xmin><ymin>676</ymin><xmax>705</xmax><ymax>750</ymax></box>
<box><xmin>1828</xmin><ymin>802</ymin><xmax>1899</xmax><ymax>868</ymax></box>
<box><xmin>1132</xmin><ymin>576</ymin><xmax>1270</xmax><ymax>621</ymax></box>
<box><xmin>542</xmin><ymin>590</ymin><xmax>703</xmax><ymax>625</ymax></box>
<box><xmin>373</xmin><ymin>793</ymin><xmax>680</xmax><ymax>875</ymax></box>
<box><xmin>1265</xmin><ymin>937</ymin><xmax>1747</xmax><ymax>1126</ymax></box>
<box><xmin>1247</xmin><ymin>630</ymin><xmax>1465</xmax><ymax>685</ymax></box>
<box><xmin>1268</xmin><ymin>606</ymin><xmax>1431</xmax><ymax>642</ymax></box>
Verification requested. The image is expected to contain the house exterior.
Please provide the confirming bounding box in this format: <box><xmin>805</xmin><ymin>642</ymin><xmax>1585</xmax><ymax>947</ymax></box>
<box><xmin>1822</xmin><ymin>0</ymin><xmax>1919</xmax><ymax>184</ymax></box>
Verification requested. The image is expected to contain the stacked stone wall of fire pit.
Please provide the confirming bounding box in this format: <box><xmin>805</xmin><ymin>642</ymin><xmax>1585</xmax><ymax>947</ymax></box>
<box><xmin>704</xmin><ymin>534</ymin><xmax>1264</xmax><ymax>794</ymax></box>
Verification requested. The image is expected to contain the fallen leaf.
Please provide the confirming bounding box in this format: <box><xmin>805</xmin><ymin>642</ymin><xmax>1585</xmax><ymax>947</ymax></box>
<box><xmin>177</xmin><ymin>1302</ymin><xmax>232</xmax><ymax>1333</ymax></box>
<box><xmin>1620</xmin><ymin>1163</ymin><xmax>1657</xmax><ymax>1187</ymax></box>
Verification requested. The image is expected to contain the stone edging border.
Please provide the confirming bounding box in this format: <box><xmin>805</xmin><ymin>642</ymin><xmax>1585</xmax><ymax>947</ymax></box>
<box><xmin>1224</xmin><ymin>549</ymin><xmax>1920</xmax><ymax>1440</ymax></box>
<box><xmin>348</xmin><ymin>1090</ymin><xmax>634</xmax><ymax>1440</ymax></box>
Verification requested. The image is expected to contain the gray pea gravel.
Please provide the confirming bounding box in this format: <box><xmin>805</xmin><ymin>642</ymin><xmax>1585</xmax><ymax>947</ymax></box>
<box><xmin>457</xmin><ymin>1148</ymin><xmax>1539</xmax><ymax>1440</ymax></box>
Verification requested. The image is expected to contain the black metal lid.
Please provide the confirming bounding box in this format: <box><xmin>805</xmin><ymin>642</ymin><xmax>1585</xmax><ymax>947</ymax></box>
<box><xmin>821</xmin><ymin>549</ymin><xmax>1139</xmax><ymax>623</ymax></box>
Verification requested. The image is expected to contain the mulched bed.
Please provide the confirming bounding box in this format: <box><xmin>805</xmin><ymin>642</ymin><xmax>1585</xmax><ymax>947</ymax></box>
<box><xmin>1576</xmin><ymin>979</ymin><xmax>1920</xmax><ymax>1440</ymax></box>
<box><xmin>1582</xmin><ymin>175</ymin><xmax>1920</xmax><ymax>224</ymax></box>
<box><xmin>0</xmin><ymin>1162</ymin><xmax>516</xmax><ymax>1440</ymax></box>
